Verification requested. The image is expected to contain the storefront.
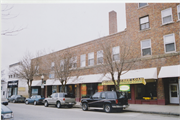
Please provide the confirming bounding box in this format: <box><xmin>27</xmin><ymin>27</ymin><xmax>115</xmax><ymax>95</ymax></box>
<box><xmin>31</xmin><ymin>80</ymin><xmax>42</xmax><ymax>96</ymax></box>
<box><xmin>7</xmin><ymin>80</ymin><xmax>18</xmax><ymax>97</ymax></box>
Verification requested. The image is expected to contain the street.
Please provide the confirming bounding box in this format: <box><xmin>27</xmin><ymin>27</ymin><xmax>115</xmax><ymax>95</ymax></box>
<box><xmin>7</xmin><ymin>103</ymin><xmax>180</xmax><ymax>120</ymax></box>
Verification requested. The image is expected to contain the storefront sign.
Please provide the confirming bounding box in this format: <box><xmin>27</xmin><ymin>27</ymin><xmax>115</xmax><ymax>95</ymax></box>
<box><xmin>81</xmin><ymin>84</ymin><xmax>87</xmax><ymax>96</ymax></box>
<box><xmin>98</xmin><ymin>83</ymin><xmax>103</xmax><ymax>92</ymax></box>
<box><xmin>102</xmin><ymin>78</ymin><xmax>146</xmax><ymax>85</ymax></box>
<box><xmin>119</xmin><ymin>85</ymin><xmax>130</xmax><ymax>91</ymax></box>
<box><xmin>8</xmin><ymin>80</ymin><xmax>18</xmax><ymax>88</ymax></box>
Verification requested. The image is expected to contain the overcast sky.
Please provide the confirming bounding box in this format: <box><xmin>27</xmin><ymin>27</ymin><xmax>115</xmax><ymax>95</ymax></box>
<box><xmin>1</xmin><ymin>2</ymin><xmax>127</xmax><ymax>77</ymax></box>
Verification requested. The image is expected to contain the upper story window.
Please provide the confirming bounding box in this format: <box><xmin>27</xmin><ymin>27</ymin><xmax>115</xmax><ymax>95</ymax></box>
<box><xmin>80</xmin><ymin>54</ymin><xmax>86</xmax><ymax>67</ymax></box>
<box><xmin>88</xmin><ymin>52</ymin><xmax>94</xmax><ymax>66</ymax></box>
<box><xmin>177</xmin><ymin>5</ymin><xmax>180</xmax><ymax>20</ymax></box>
<box><xmin>112</xmin><ymin>46</ymin><xmax>120</xmax><ymax>61</ymax></box>
<box><xmin>97</xmin><ymin>50</ymin><xmax>103</xmax><ymax>64</ymax></box>
<box><xmin>49</xmin><ymin>73</ymin><xmax>54</xmax><ymax>79</ymax></box>
<box><xmin>70</xmin><ymin>57</ymin><xmax>77</xmax><ymax>68</ymax></box>
<box><xmin>60</xmin><ymin>60</ymin><xmax>64</xmax><ymax>71</ymax></box>
<box><xmin>51</xmin><ymin>62</ymin><xmax>55</xmax><ymax>71</ymax></box>
<box><xmin>163</xmin><ymin>33</ymin><xmax>176</xmax><ymax>53</ymax></box>
<box><xmin>35</xmin><ymin>66</ymin><xmax>39</xmax><ymax>73</ymax></box>
<box><xmin>140</xmin><ymin>16</ymin><xmax>149</xmax><ymax>30</ymax></box>
<box><xmin>139</xmin><ymin>3</ymin><xmax>148</xmax><ymax>8</ymax></box>
<box><xmin>161</xmin><ymin>8</ymin><xmax>173</xmax><ymax>25</ymax></box>
<box><xmin>141</xmin><ymin>39</ymin><xmax>151</xmax><ymax>56</ymax></box>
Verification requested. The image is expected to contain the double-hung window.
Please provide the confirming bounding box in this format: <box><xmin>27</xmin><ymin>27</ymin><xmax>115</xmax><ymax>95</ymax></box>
<box><xmin>140</xmin><ymin>16</ymin><xmax>149</xmax><ymax>30</ymax></box>
<box><xmin>70</xmin><ymin>57</ymin><xmax>77</xmax><ymax>68</ymax></box>
<box><xmin>138</xmin><ymin>3</ymin><xmax>148</xmax><ymax>8</ymax></box>
<box><xmin>88</xmin><ymin>52</ymin><xmax>94</xmax><ymax>66</ymax></box>
<box><xmin>97</xmin><ymin>50</ymin><xmax>103</xmax><ymax>64</ymax></box>
<box><xmin>49</xmin><ymin>73</ymin><xmax>54</xmax><ymax>79</ymax></box>
<box><xmin>163</xmin><ymin>33</ymin><xmax>176</xmax><ymax>53</ymax></box>
<box><xmin>80</xmin><ymin>54</ymin><xmax>86</xmax><ymax>67</ymax></box>
<box><xmin>161</xmin><ymin>8</ymin><xmax>173</xmax><ymax>25</ymax></box>
<box><xmin>35</xmin><ymin>66</ymin><xmax>39</xmax><ymax>74</ymax></box>
<box><xmin>177</xmin><ymin>5</ymin><xmax>180</xmax><ymax>20</ymax></box>
<box><xmin>60</xmin><ymin>60</ymin><xmax>64</xmax><ymax>71</ymax></box>
<box><xmin>112</xmin><ymin>46</ymin><xmax>120</xmax><ymax>61</ymax></box>
<box><xmin>51</xmin><ymin>62</ymin><xmax>54</xmax><ymax>71</ymax></box>
<box><xmin>141</xmin><ymin>39</ymin><xmax>151</xmax><ymax>56</ymax></box>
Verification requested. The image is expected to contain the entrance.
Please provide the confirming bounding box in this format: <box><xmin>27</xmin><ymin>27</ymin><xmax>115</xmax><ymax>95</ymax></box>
<box><xmin>169</xmin><ymin>83</ymin><xmax>179</xmax><ymax>104</ymax></box>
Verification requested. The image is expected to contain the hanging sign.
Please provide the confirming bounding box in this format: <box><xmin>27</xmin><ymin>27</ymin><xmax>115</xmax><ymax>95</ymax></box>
<box><xmin>119</xmin><ymin>85</ymin><xmax>130</xmax><ymax>91</ymax></box>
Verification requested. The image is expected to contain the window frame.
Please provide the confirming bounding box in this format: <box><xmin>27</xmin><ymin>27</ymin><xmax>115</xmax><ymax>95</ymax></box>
<box><xmin>141</xmin><ymin>39</ymin><xmax>152</xmax><ymax>56</ymax></box>
<box><xmin>70</xmin><ymin>56</ymin><xmax>77</xmax><ymax>68</ymax></box>
<box><xmin>80</xmin><ymin>54</ymin><xmax>86</xmax><ymax>67</ymax></box>
<box><xmin>139</xmin><ymin>15</ymin><xmax>149</xmax><ymax>30</ymax></box>
<box><xmin>112</xmin><ymin>46</ymin><xmax>120</xmax><ymax>61</ymax></box>
<box><xmin>97</xmin><ymin>50</ymin><xmax>103</xmax><ymax>64</ymax></box>
<box><xmin>138</xmin><ymin>3</ymin><xmax>148</xmax><ymax>8</ymax></box>
<box><xmin>177</xmin><ymin>5</ymin><xmax>180</xmax><ymax>21</ymax></box>
<box><xmin>163</xmin><ymin>33</ymin><xmax>176</xmax><ymax>53</ymax></box>
<box><xmin>161</xmin><ymin>8</ymin><xmax>173</xmax><ymax>25</ymax></box>
<box><xmin>88</xmin><ymin>52</ymin><xmax>94</xmax><ymax>66</ymax></box>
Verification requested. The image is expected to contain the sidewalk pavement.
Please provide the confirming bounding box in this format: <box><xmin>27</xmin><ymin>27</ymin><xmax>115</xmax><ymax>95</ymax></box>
<box><xmin>74</xmin><ymin>102</ymin><xmax>180</xmax><ymax>116</ymax></box>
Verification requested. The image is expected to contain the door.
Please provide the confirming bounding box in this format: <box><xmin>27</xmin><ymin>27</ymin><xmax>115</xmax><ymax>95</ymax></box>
<box><xmin>169</xmin><ymin>84</ymin><xmax>179</xmax><ymax>104</ymax></box>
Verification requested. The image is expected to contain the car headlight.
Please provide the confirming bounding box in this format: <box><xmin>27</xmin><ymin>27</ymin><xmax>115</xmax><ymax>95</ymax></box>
<box><xmin>2</xmin><ymin>113</ymin><xmax>13</xmax><ymax>119</ymax></box>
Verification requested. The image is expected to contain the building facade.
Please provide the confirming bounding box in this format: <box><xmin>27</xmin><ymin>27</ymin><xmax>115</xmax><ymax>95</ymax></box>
<box><xmin>32</xmin><ymin>3</ymin><xmax>180</xmax><ymax>105</ymax></box>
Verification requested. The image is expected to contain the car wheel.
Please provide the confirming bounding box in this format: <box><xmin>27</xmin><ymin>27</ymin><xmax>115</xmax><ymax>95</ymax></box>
<box><xmin>13</xmin><ymin>100</ymin><xmax>16</xmax><ymax>103</ymax></box>
<box><xmin>104</xmin><ymin>104</ymin><xmax>112</xmax><ymax>113</ymax></box>
<box><xmin>56</xmin><ymin>101</ymin><xmax>61</xmax><ymax>108</ymax></box>
<box><xmin>44</xmin><ymin>101</ymin><xmax>48</xmax><ymax>107</ymax></box>
<box><xmin>25</xmin><ymin>100</ymin><xmax>29</xmax><ymax>105</ymax></box>
<box><xmin>68</xmin><ymin>105</ymin><xmax>73</xmax><ymax>108</ymax></box>
<box><xmin>82</xmin><ymin>103</ymin><xmax>88</xmax><ymax>111</ymax></box>
<box><xmin>34</xmin><ymin>101</ymin><xmax>37</xmax><ymax>105</ymax></box>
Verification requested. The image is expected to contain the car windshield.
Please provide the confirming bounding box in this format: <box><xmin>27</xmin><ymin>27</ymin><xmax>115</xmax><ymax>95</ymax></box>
<box><xmin>11</xmin><ymin>95</ymin><xmax>15</xmax><ymax>98</ymax></box>
<box><xmin>36</xmin><ymin>95</ymin><xmax>41</xmax><ymax>99</ymax></box>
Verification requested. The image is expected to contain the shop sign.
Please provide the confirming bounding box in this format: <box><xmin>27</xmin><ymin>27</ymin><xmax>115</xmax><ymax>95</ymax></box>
<box><xmin>8</xmin><ymin>80</ymin><xmax>18</xmax><ymax>88</ymax></box>
<box><xmin>102</xmin><ymin>78</ymin><xmax>146</xmax><ymax>85</ymax></box>
<box><xmin>119</xmin><ymin>85</ymin><xmax>130</xmax><ymax>91</ymax></box>
<box><xmin>98</xmin><ymin>83</ymin><xmax>103</xmax><ymax>92</ymax></box>
<box><xmin>81</xmin><ymin>84</ymin><xmax>87</xmax><ymax>96</ymax></box>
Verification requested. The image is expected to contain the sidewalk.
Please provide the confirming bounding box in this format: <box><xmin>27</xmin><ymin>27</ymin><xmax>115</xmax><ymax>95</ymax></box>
<box><xmin>74</xmin><ymin>102</ymin><xmax>180</xmax><ymax>116</ymax></box>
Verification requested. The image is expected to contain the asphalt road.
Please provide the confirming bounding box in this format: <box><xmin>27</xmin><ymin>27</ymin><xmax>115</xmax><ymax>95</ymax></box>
<box><xmin>7</xmin><ymin>103</ymin><xmax>180</xmax><ymax>120</ymax></box>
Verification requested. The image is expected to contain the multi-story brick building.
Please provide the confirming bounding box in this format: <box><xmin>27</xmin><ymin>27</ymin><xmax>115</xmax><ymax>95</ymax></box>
<box><xmin>31</xmin><ymin>3</ymin><xmax>180</xmax><ymax>105</ymax></box>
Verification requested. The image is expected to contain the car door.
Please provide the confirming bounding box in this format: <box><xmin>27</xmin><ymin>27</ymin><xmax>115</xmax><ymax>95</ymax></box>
<box><xmin>52</xmin><ymin>93</ymin><xmax>58</xmax><ymax>104</ymax></box>
<box><xmin>88</xmin><ymin>92</ymin><xmax>101</xmax><ymax>107</ymax></box>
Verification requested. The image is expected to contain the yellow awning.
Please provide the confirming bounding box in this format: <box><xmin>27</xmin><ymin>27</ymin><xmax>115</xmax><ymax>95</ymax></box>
<box><xmin>102</xmin><ymin>78</ymin><xmax>146</xmax><ymax>85</ymax></box>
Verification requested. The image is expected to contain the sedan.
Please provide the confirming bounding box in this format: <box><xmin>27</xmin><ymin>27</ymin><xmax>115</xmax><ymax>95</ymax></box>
<box><xmin>25</xmin><ymin>95</ymin><xmax>45</xmax><ymax>105</ymax></box>
<box><xmin>8</xmin><ymin>95</ymin><xmax>26</xmax><ymax>103</ymax></box>
<box><xmin>1</xmin><ymin>104</ymin><xmax>14</xmax><ymax>120</ymax></box>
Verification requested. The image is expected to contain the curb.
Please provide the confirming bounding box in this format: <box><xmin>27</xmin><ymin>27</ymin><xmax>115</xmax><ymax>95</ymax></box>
<box><xmin>74</xmin><ymin>105</ymin><xmax>180</xmax><ymax>116</ymax></box>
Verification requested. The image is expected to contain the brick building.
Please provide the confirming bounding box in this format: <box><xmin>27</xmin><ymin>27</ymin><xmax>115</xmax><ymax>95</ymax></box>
<box><xmin>31</xmin><ymin>3</ymin><xmax>180</xmax><ymax>105</ymax></box>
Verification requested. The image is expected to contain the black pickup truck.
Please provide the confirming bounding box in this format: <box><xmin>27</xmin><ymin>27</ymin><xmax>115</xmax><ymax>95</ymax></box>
<box><xmin>81</xmin><ymin>91</ymin><xmax>129</xmax><ymax>113</ymax></box>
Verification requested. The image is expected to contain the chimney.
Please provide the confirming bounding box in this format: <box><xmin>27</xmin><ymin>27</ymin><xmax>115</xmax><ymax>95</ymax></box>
<box><xmin>109</xmin><ymin>11</ymin><xmax>117</xmax><ymax>35</ymax></box>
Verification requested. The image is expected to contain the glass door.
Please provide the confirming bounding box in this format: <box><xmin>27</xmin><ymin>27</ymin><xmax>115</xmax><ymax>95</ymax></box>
<box><xmin>169</xmin><ymin>84</ymin><xmax>179</xmax><ymax>104</ymax></box>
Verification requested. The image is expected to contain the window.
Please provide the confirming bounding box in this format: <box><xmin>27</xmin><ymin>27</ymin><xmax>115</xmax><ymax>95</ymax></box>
<box><xmin>80</xmin><ymin>54</ymin><xmax>86</xmax><ymax>67</ymax></box>
<box><xmin>60</xmin><ymin>60</ymin><xmax>64</xmax><ymax>71</ymax></box>
<box><xmin>141</xmin><ymin>39</ymin><xmax>151</xmax><ymax>56</ymax></box>
<box><xmin>112</xmin><ymin>46</ymin><xmax>120</xmax><ymax>61</ymax></box>
<box><xmin>35</xmin><ymin>66</ymin><xmax>39</xmax><ymax>73</ymax></box>
<box><xmin>177</xmin><ymin>5</ymin><xmax>180</xmax><ymax>20</ymax></box>
<box><xmin>88</xmin><ymin>52</ymin><xmax>94</xmax><ymax>66</ymax></box>
<box><xmin>161</xmin><ymin>8</ymin><xmax>173</xmax><ymax>24</ymax></box>
<box><xmin>139</xmin><ymin>3</ymin><xmax>148</xmax><ymax>8</ymax></box>
<box><xmin>163</xmin><ymin>33</ymin><xmax>176</xmax><ymax>53</ymax></box>
<box><xmin>92</xmin><ymin>92</ymin><xmax>101</xmax><ymax>99</ymax></box>
<box><xmin>101</xmin><ymin>92</ymin><xmax>106</xmax><ymax>99</ymax></box>
<box><xmin>49</xmin><ymin>73</ymin><xmax>54</xmax><ymax>79</ymax></box>
<box><xmin>51</xmin><ymin>62</ymin><xmax>55</xmax><ymax>71</ymax></box>
<box><xmin>97</xmin><ymin>50</ymin><xmax>103</xmax><ymax>64</ymax></box>
<box><xmin>140</xmin><ymin>16</ymin><xmax>149</xmax><ymax>30</ymax></box>
<box><xmin>70</xmin><ymin>57</ymin><xmax>77</xmax><ymax>68</ymax></box>
<box><xmin>107</xmin><ymin>92</ymin><xmax>116</xmax><ymax>99</ymax></box>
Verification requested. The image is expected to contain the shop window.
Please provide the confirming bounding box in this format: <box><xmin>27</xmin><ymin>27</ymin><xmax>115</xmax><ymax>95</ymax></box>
<box><xmin>86</xmin><ymin>83</ymin><xmax>98</xmax><ymax>97</ymax></box>
<box><xmin>97</xmin><ymin>50</ymin><xmax>103</xmax><ymax>64</ymax></box>
<box><xmin>163</xmin><ymin>33</ymin><xmax>176</xmax><ymax>53</ymax></box>
<box><xmin>52</xmin><ymin>86</ymin><xmax>57</xmax><ymax>93</ymax></box>
<box><xmin>32</xmin><ymin>88</ymin><xmax>38</xmax><ymax>95</ymax></box>
<box><xmin>140</xmin><ymin>16</ymin><xmax>149</xmax><ymax>30</ymax></box>
<box><xmin>80</xmin><ymin>54</ymin><xmax>86</xmax><ymax>67</ymax></box>
<box><xmin>141</xmin><ymin>39</ymin><xmax>151</xmax><ymax>56</ymax></box>
<box><xmin>112</xmin><ymin>46</ymin><xmax>120</xmax><ymax>61</ymax></box>
<box><xmin>136</xmin><ymin>82</ymin><xmax>157</xmax><ymax>100</ymax></box>
<box><xmin>161</xmin><ymin>8</ymin><xmax>173</xmax><ymax>25</ymax></box>
<box><xmin>178</xmin><ymin>5</ymin><xmax>180</xmax><ymax>20</ymax></box>
<box><xmin>139</xmin><ymin>3</ymin><xmax>148</xmax><ymax>8</ymax></box>
<box><xmin>88</xmin><ymin>52</ymin><xmax>94</xmax><ymax>66</ymax></box>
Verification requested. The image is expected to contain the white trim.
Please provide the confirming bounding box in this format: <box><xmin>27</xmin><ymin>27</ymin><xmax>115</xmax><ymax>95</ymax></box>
<box><xmin>163</xmin><ymin>33</ymin><xmax>176</xmax><ymax>53</ymax></box>
<box><xmin>88</xmin><ymin>52</ymin><xmax>94</xmax><ymax>66</ymax></box>
<box><xmin>161</xmin><ymin>8</ymin><xmax>173</xmax><ymax>25</ymax></box>
<box><xmin>177</xmin><ymin>5</ymin><xmax>180</xmax><ymax>20</ymax></box>
<box><xmin>80</xmin><ymin>54</ymin><xmax>86</xmax><ymax>67</ymax></box>
<box><xmin>141</xmin><ymin>39</ymin><xmax>152</xmax><ymax>56</ymax></box>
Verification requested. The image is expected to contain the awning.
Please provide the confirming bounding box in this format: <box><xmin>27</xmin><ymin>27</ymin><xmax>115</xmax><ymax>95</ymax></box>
<box><xmin>102</xmin><ymin>68</ymin><xmax>157</xmax><ymax>85</ymax></box>
<box><xmin>31</xmin><ymin>80</ymin><xmax>42</xmax><ymax>86</ymax></box>
<box><xmin>158</xmin><ymin>65</ymin><xmax>180</xmax><ymax>78</ymax></box>
<box><xmin>44</xmin><ymin>79</ymin><xmax>61</xmax><ymax>86</ymax></box>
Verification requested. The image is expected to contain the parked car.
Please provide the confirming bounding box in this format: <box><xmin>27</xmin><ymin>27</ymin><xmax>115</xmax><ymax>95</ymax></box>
<box><xmin>43</xmin><ymin>93</ymin><xmax>76</xmax><ymax>108</ymax></box>
<box><xmin>81</xmin><ymin>91</ymin><xmax>129</xmax><ymax>113</ymax></box>
<box><xmin>25</xmin><ymin>95</ymin><xmax>45</xmax><ymax>105</ymax></box>
<box><xmin>1</xmin><ymin>98</ymin><xmax>8</xmax><ymax>106</ymax></box>
<box><xmin>8</xmin><ymin>95</ymin><xmax>26</xmax><ymax>103</ymax></box>
<box><xmin>1</xmin><ymin>104</ymin><xmax>14</xmax><ymax>120</ymax></box>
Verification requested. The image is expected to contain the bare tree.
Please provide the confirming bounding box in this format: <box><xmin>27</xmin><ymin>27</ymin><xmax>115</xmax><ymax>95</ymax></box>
<box><xmin>10</xmin><ymin>51</ymin><xmax>41</xmax><ymax>97</ymax></box>
<box><xmin>1</xmin><ymin>4</ymin><xmax>26</xmax><ymax>36</ymax></box>
<box><xmin>97</xmin><ymin>37</ymin><xmax>137</xmax><ymax>91</ymax></box>
<box><xmin>47</xmin><ymin>48</ymin><xmax>79</xmax><ymax>92</ymax></box>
